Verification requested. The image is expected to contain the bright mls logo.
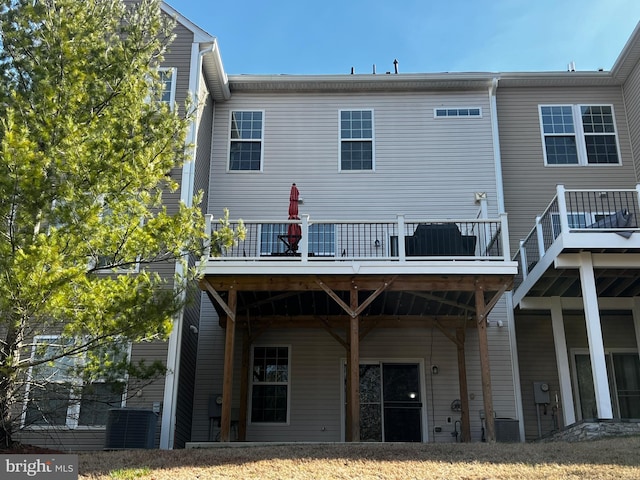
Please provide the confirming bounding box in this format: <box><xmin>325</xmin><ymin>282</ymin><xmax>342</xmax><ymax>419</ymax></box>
<box><xmin>2</xmin><ymin>455</ymin><xmax>78</xmax><ymax>479</ymax></box>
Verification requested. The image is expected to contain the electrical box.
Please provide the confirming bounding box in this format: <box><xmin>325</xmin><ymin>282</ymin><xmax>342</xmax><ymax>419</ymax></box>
<box><xmin>533</xmin><ymin>382</ymin><xmax>550</xmax><ymax>404</ymax></box>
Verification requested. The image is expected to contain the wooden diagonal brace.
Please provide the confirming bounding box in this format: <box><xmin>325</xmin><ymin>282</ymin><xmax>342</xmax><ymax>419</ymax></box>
<box><xmin>353</xmin><ymin>276</ymin><xmax>396</xmax><ymax>317</ymax></box>
<box><xmin>484</xmin><ymin>284</ymin><xmax>508</xmax><ymax>318</ymax></box>
<box><xmin>317</xmin><ymin>316</ymin><xmax>349</xmax><ymax>349</ymax></box>
<box><xmin>201</xmin><ymin>279</ymin><xmax>236</xmax><ymax>323</ymax></box>
<box><xmin>434</xmin><ymin>319</ymin><xmax>463</xmax><ymax>348</ymax></box>
<box><xmin>316</xmin><ymin>279</ymin><xmax>355</xmax><ymax>317</ymax></box>
<box><xmin>316</xmin><ymin>277</ymin><xmax>396</xmax><ymax>319</ymax></box>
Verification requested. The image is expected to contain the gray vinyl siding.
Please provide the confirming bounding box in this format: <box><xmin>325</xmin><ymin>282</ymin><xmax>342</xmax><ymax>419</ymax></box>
<box><xmin>191</xmin><ymin>296</ymin><xmax>224</xmax><ymax>442</ymax></box>
<box><xmin>497</xmin><ymin>86</ymin><xmax>635</xmax><ymax>252</ymax></box>
<box><xmin>622</xmin><ymin>58</ymin><xmax>640</xmax><ymax>180</ymax></box>
<box><xmin>192</xmin><ymin>305</ymin><xmax>515</xmax><ymax>443</ymax></box>
<box><xmin>209</xmin><ymin>91</ymin><xmax>500</xmax><ymax>220</ymax></box>
<box><xmin>515</xmin><ymin>311</ymin><xmax>637</xmax><ymax>441</ymax></box>
<box><xmin>194</xmin><ymin>75</ymin><xmax>214</xmax><ymax>214</ymax></box>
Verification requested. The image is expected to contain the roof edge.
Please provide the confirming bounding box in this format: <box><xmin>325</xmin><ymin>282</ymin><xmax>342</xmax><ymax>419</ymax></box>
<box><xmin>611</xmin><ymin>21</ymin><xmax>640</xmax><ymax>81</ymax></box>
<box><xmin>161</xmin><ymin>2</ymin><xmax>215</xmax><ymax>43</ymax></box>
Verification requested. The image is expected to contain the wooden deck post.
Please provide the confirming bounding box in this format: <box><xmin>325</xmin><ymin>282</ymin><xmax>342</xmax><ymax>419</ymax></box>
<box><xmin>238</xmin><ymin>329</ymin><xmax>250</xmax><ymax>441</ymax></box>
<box><xmin>220</xmin><ymin>289</ymin><xmax>237</xmax><ymax>442</ymax></box>
<box><xmin>456</xmin><ymin>327</ymin><xmax>472</xmax><ymax>442</ymax></box>
<box><xmin>348</xmin><ymin>288</ymin><xmax>360</xmax><ymax>442</ymax></box>
<box><xmin>476</xmin><ymin>284</ymin><xmax>495</xmax><ymax>442</ymax></box>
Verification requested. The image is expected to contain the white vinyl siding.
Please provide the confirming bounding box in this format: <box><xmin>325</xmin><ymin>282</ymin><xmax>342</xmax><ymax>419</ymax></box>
<box><xmin>210</xmin><ymin>91</ymin><xmax>499</xmax><ymax>221</ymax></box>
<box><xmin>192</xmin><ymin>307</ymin><xmax>515</xmax><ymax>443</ymax></box>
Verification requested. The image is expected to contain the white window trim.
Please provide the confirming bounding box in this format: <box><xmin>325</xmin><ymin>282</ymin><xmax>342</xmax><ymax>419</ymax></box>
<box><xmin>433</xmin><ymin>107</ymin><xmax>482</xmax><ymax>118</ymax></box>
<box><xmin>338</xmin><ymin>109</ymin><xmax>375</xmax><ymax>172</ymax></box>
<box><xmin>248</xmin><ymin>344</ymin><xmax>291</xmax><ymax>426</ymax></box>
<box><xmin>22</xmin><ymin>335</ymin><xmax>130</xmax><ymax>430</ymax></box>
<box><xmin>539</xmin><ymin>104</ymin><xmax>622</xmax><ymax>166</ymax></box>
<box><xmin>158</xmin><ymin>67</ymin><xmax>177</xmax><ymax>111</ymax></box>
<box><xmin>227</xmin><ymin>110</ymin><xmax>265</xmax><ymax>173</ymax></box>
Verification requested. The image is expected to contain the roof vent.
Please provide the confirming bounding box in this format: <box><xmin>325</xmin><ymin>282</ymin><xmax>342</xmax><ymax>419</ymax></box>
<box><xmin>567</xmin><ymin>61</ymin><xmax>576</xmax><ymax>72</ymax></box>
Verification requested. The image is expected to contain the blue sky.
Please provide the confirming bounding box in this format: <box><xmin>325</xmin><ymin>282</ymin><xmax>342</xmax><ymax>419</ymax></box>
<box><xmin>170</xmin><ymin>0</ymin><xmax>640</xmax><ymax>75</ymax></box>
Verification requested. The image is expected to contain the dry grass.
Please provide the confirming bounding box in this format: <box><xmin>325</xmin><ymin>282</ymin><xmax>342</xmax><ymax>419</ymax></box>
<box><xmin>77</xmin><ymin>436</ymin><xmax>640</xmax><ymax>480</ymax></box>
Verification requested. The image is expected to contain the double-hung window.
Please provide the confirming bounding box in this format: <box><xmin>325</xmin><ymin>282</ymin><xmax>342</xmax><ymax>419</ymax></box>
<box><xmin>539</xmin><ymin>105</ymin><xmax>620</xmax><ymax>165</ymax></box>
<box><xmin>229</xmin><ymin>111</ymin><xmax>263</xmax><ymax>171</ymax></box>
<box><xmin>158</xmin><ymin>68</ymin><xmax>176</xmax><ymax>108</ymax></box>
<box><xmin>251</xmin><ymin>346</ymin><xmax>290</xmax><ymax>423</ymax></box>
<box><xmin>340</xmin><ymin>110</ymin><xmax>374</xmax><ymax>171</ymax></box>
<box><xmin>24</xmin><ymin>336</ymin><xmax>127</xmax><ymax>429</ymax></box>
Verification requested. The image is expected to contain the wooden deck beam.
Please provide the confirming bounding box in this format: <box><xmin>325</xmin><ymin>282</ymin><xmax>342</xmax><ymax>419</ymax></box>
<box><xmin>476</xmin><ymin>284</ymin><xmax>495</xmax><ymax>443</ymax></box>
<box><xmin>202</xmin><ymin>274</ymin><xmax>513</xmax><ymax>294</ymax></box>
<box><xmin>219</xmin><ymin>289</ymin><xmax>237</xmax><ymax>442</ymax></box>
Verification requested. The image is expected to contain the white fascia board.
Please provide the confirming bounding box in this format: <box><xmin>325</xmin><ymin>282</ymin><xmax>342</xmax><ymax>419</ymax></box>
<box><xmin>555</xmin><ymin>253</ymin><xmax>640</xmax><ymax>269</ymax></box>
<box><xmin>161</xmin><ymin>2</ymin><xmax>215</xmax><ymax>43</ymax></box>
<box><xmin>198</xmin><ymin>261</ymin><xmax>518</xmax><ymax>277</ymax></box>
<box><xmin>519</xmin><ymin>297</ymin><xmax>634</xmax><ymax>310</ymax></box>
<box><xmin>611</xmin><ymin>21</ymin><xmax>640</xmax><ymax>80</ymax></box>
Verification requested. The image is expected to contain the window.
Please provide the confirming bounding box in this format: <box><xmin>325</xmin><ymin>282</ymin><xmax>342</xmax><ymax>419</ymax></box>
<box><xmin>24</xmin><ymin>336</ymin><xmax>127</xmax><ymax>429</ymax></box>
<box><xmin>229</xmin><ymin>111</ymin><xmax>263</xmax><ymax>171</ymax></box>
<box><xmin>434</xmin><ymin>107</ymin><xmax>481</xmax><ymax>118</ymax></box>
<box><xmin>251</xmin><ymin>346</ymin><xmax>289</xmax><ymax>423</ymax></box>
<box><xmin>340</xmin><ymin>110</ymin><xmax>374</xmax><ymax>170</ymax></box>
<box><xmin>539</xmin><ymin>105</ymin><xmax>620</xmax><ymax>165</ymax></box>
<box><xmin>551</xmin><ymin>212</ymin><xmax>614</xmax><ymax>237</ymax></box>
<box><xmin>260</xmin><ymin>223</ymin><xmax>335</xmax><ymax>256</ymax></box>
<box><xmin>92</xmin><ymin>197</ymin><xmax>140</xmax><ymax>273</ymax></box>
<box><xmin>574</xmin><ymin>351</ymin><xmax>640</xmax><ymax>420</ymax></box>
<box><xmin>158</xmin><ymin>68</ymin><xmax>176</xmax><ymax>106</ymax></box>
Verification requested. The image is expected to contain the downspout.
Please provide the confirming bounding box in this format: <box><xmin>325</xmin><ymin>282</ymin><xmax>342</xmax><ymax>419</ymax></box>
<box><xmin>489</xmin><ymin>77</ymin><xmax>526</xmax><ymax>441</ymax></box>
<box><xmin>160</xmin><ymin>41</ymin><xmax>215</xmax><ymax>450</ymax></box>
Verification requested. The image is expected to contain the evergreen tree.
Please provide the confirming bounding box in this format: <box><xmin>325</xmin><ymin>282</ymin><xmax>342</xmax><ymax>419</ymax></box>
<box><xmin>0</xmin><ymin>0</ymin><xmax>221</xmax><ymax>447</ymax></box>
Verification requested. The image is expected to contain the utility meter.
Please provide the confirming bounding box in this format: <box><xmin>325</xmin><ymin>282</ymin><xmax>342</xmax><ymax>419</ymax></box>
<box><xmin>533</xmin><ymin>382</ymin><xmax>550</xmax><ymax>404</ymax></box>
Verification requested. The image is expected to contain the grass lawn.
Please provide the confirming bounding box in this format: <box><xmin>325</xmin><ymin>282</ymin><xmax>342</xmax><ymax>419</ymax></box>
<box><xmin>77</xmin><ymin>436</ymin><xmax>640</xmax><ymax>479</ymax></box>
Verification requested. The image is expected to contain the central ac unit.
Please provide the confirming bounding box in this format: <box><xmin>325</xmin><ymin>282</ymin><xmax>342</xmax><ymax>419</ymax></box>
<box><xmin>104</xmin><ymin>408</ymin><xmax>157</xmax><ymax>449</ymax></box>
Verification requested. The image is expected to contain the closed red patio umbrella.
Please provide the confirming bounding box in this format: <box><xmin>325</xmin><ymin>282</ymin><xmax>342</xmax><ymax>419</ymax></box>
<box><xmin>287</xmin><ymin>183</ymin><xmax>301</xmax><ymax>252</ymax></box>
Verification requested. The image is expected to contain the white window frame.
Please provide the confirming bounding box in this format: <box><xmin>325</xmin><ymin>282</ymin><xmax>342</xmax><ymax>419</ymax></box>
<box><xmin>158</xmin><ymin>67</ymin><xmax>177</xmax><ymax>110</ymax></box>
<box><xmin>434</xmin><ymin>107</ymin><xmax>482</xmax><ymax>118</ymax></box>
<box><xmin>228</xmin><ymin>110</ymin><xmax>265</xmax><ymax>172</ymax></box>
<box><xmin>249</xmin><ymin>345</ymin><xmax>291</xmax><ymax>425</ymax></box>
<box><xmin>339</xmin><ymin>109</ymin><xmax>375</xmax><ymax>172</ymax></box>
<box><xmin>22</xmin><ymin>336</ymin><xmax>129</xmax><ymax>430</ymax></box>
<box><xmin>539</xmin><ymin>104</ymin><xmax>621</xmax><ymax>166</ymax></box>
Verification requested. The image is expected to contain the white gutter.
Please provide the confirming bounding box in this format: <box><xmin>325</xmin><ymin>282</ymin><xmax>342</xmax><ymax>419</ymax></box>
<box><xmin>160</xmin><ymin>41</ymin><xmax>214</xmax><ymax>450</ymax></box>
